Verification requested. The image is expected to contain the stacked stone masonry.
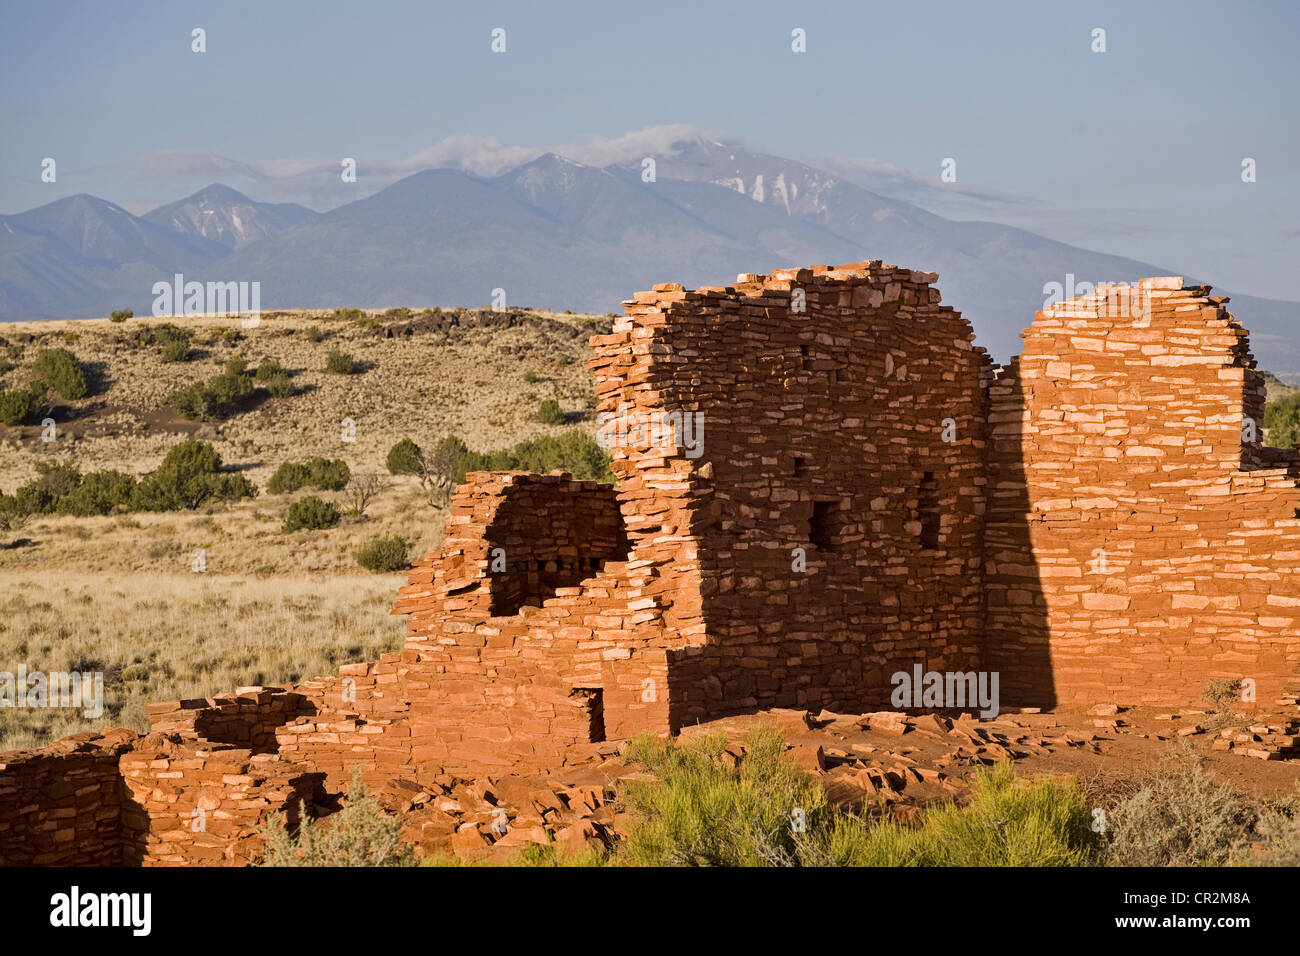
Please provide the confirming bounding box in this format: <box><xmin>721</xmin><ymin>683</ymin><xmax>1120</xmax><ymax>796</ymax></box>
<box><xmin>2</xmin><ymin>263</ymin><xmax>1297</xmax><ymax>865</ymax></box>
<box><xmin>985</xmin><ymin>279</ymin><xmax>1300</xmax><ymax>706</ymax></box>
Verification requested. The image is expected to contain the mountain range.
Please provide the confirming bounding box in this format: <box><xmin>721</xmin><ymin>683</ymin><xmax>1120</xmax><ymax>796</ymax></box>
<box><xmin>2</xmin><ymin>139</ymin><xmax>1297</xmax><ymax>375</ymax></box>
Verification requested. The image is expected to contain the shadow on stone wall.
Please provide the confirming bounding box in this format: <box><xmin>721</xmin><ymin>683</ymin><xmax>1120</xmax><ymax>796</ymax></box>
<box><xmin>984</xmin><ymin>360</ymin><xmax>1055</xmax><ymax>710</ymax></box>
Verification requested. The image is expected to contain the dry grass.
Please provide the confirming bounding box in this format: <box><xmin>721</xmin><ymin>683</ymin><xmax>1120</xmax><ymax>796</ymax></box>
<box><xmin>0</xmin><ymin>474</ymin><xmax>446</xmax><ymax>576</ymax></box>
<box><xmin>0</xmin><ymin>570</ymin><xmax>408</xmax><ymax>751</ymax></box>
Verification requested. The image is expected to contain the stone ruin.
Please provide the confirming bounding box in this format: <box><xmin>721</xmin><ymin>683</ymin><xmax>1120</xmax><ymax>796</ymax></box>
<box><xmin>2</xmin><ymin>261</ymin><xmax>1298</xmax><ymax>865</ymax></box>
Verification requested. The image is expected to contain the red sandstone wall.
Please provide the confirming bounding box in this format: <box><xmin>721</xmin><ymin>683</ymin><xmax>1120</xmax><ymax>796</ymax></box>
<box><xmin>146</xmin><ymin>687</ymin><xmax>309</xmax><ymax>752</ymax></box>
<box><xmin>120</xmin><ymin>734</ymin><xmax>323</xmax><ymax>866</ymax></box>
<box><xmin>375</xmin><ymin>473</ymin><xmax>667</xmax><ymax>774</ymax></box>
<box><xmin>307</xmin><ymin>262</ymin><xmax>996</xmax><ymax>758</ymax></box>
<box><xmin>0</xmin><ymin>730</ymin><xmax>135</xmax><ymax>865</ymax></box>
<box><xmin>0</xmin><ymin>694</ymin><xmax>326</xmax><ymax>867</ymax></box>
<box><xmin>592</xmin><ymin>263</ymin><xmax>991</xmax><ymax>721</ymax></box>
<box><xmin>985</xmin><ymin>279</ymin><xmax>1300</xmax><ymax>707</ymax></box>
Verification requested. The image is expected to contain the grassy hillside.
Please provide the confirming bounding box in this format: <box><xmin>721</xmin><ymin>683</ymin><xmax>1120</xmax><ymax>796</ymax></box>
<box><xmin>0</xmin><ymin>307</ymin><xmax>605</xmax><ymax>489</ymax></box>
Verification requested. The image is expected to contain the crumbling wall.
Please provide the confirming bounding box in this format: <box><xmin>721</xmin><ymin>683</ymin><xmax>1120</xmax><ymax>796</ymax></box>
<box><xmin>592</xmin><ymin>262</ymin><xmax>992</xmax><ymax>721</ymax></box>
<box><xmin>0</xmin><ymin>730</ymin><xmax>136</xmax><ymax>865</ymax></box>
<box><xmin>386</xmin><ymin>472</ymin><xmax>670</xmax><ymax>772</ymax></box>
<box><xmin>146</xmin><ymin>686</ymin><xmax>310</xmax><ymax>752</ymax></box>
<box><xmin>0</xmin><ymin>693</ymin><xmax>325</xmax><ymax>867</ymax></box>
<box><xmin>119</xmin><ymin>735</ymin><xmax>323</xmax><ymax>866</ymax></box>
<box><xmin>274</xmin><ymin>656</ymin><xmax>412</xmax><ymax>792</ymax></box>
<box><xmin>985</xmin><ymin>279</ymin><xmax>1300</xmax><ymax>707</ymax></box>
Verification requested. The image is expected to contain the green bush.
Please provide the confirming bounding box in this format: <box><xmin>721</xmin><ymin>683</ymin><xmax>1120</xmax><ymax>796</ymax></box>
<box><xmin>1205</xmin><ymin>678</ymin><xmax>1243</xmax><ymax>712</ymax></box>
<box><xmin>306</xmin><ymin>456</ymin><xmax>350</xmax><ymax>491</ymax></box>
<box><xmin>385</xmin><ymin>431</ymin><xmax>615</xmax><ymax>493</ymax></box>
<box><xmin>304</xmin><ymin>326</ymin><xmax>323</xmax><ymax>343</ymax></box>
<box><xmin>109</xmin><ymin>308</ymin><xmax>133</xmax><ymax>323</ymax></box>
<box><xmin>283</xmin><ymin>495</ymin><xmax>340</xmax><ymax>532</ymax></box>
<box><xmin>427</xmin><ymin>436</ymin><xmax>467</xmax><ymax>488</ymax></box>
<box><xmin>166</xmin><ymin>369</ymin><xmax>255</xmax><ymax>421</ymax></box>
<box><xmin>150</xmin><ymin>323</ymin><xmax>193</xmax><ymax>363</ymax></box>
<box><xmin>255</xmin><ymin>359</ymin><xmax>286</xmax><ymax>381</ymax></box>
<box><xmin>132</xmin><ymin>438</ymin><xmax>256</xmax><ymax>511</ymax></box>
<box><xmin>331</xmin><ymin>308</ymin><xmax>363</xmax><ymax>322</ymax></box>
<box><xmin>325</xmin><ymin>348</ymin><xmax>356</xmax><ymax>374</ymax></box>
<box><xmin>621</xmin><ymin>728</ymin><xmax>833</xmax><ymax>867</ymax></box>
<box><xmin>621</xmin><ymin>730</ymin><xmax>1098</xmax><ymax>867</ymax></box>
<box><xmin>1103</xmin><ymin>749</ymin><xmax>1253</xmax><ymax>866</ymax></box>
<box><xmin>0</xmin><ymin>493</ymin><xmax>32</xmax><ymax>536</ymax></box>
<box><xmin>34</xmin><ymin>459</ymin><xmax>82</xmax><ymax>496</ymax></box>
<box><xmin>1233</xmin><ymin>788</ymin><xmax>1300</xmax><ymax>866</ymax></box>
<box><xmin>56</xmin><ymin>470</ymin><xmax>137</xmax><ymax>516</ymax></box>
<box><xmin>32</xmin><ymin>348</ymin><xmax>88</xmax><ymax>400</ymax></box>
<box><xmin>251</xmin><ymin>358</ymin><xmax>295</xmax><ymax>395</ymax></box>
<box><xmin>13</xmin><ymin>483</ymin><xmax>57</xmax><ymax>516</ymax></box>
<box><xmin>3</xmin><ymin>442</ymin><xmax>256</xmax><ymax>517</ymax></box>
<box><xmin>1264</xmin><ymin>393</ymin><xmax>1300</xmax><ymax>449</ymax></box>
<box><xmin>261</xmin><ymin>768</ymin><xmax>415</xmax><ymax>867</ymax></box>
<box><xmin>267</xmin><ymin>462</ymin><xmax>311</xmax><ymax>495</ymax></box>
<box><xmin>839</xmin><ymin>763</ymin><xmax>1097</xmax><ymax>866</ymax></box>
<box><xmin>457</xmin><ymin>431</ymin><xmax>612</xmax><ymax>483</ymax></box>
<box><xmin>357</xmin><ymin>534</ymin><xmax>409</xmax><ymax>573</ymax></box>
<box><xmin>523</xmin><ymin>370</ymin><xmax>539</xmax><ymax>383</ymax></box>
<box><xmin>210</xmin><ymin>371</ymin><xmax>255</xmax><ymax>411</ymax></box>
<box><xmin>164</xmin><ymin>382</ymin><xmax>206</xmax><ymax>420</ymax></box>
<box><xmin>537</xmin><ymin>399</ymin><xmax>566</xmax><ymax>425</ymax></box>
<box><xmin>386</xmin><ymin>438</ymin><xmax>425</xmax><ymax>477</ymax></box>
<box><xmin>263</xmin><ymin>371</ymin><xmax>296</xmax><ymax>397</ymax></box>
<box><xmin>8</xmin><ymin>459</ymin><xmax>134</xmax><ymax>518</ymax></box>
<box><xmin>501</xmin><ymin>843</ymin><xmax>612</xmax><ymax>868</ymax></box>
<box><xmin>268</xmin><ymin>458</ymin><xmax>349</xmax><ymax>494</ymax></box>
<box><xmin>0</xmin><ymin>389</ymin><xmax>34</xmax><ymax>426</ymax></box>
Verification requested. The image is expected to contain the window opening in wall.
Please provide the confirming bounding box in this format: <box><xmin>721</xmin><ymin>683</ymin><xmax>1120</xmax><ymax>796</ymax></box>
<box><xmin>918</xmin><ymin>472</ymin><xmax>940</xmax><ymax>550</ymax></box>
<box><xmin>573</xmin><ymin>688</ymin><xmax>605</xmax><ymax>742</ymax></box>
<box><xmin>793</xmin><ymin>456</ymin><xmax>808</xmax><ymax>478</ymax></box>
<box><xmin>487</xmin><ymin>487</ymin><xmax>630</xmax><ymax>617</ymax></box>
<box><xmin>810</xmin><ymin>500</ymin><xmax>836</xmax><ymax>551</ymax></box>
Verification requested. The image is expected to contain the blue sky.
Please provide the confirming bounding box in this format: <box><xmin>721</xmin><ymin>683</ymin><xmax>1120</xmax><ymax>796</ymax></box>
<box><xmin>2</xmin><ymin>0</ymin><xmax>1297</xmax><ymax>297</ymax></box>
